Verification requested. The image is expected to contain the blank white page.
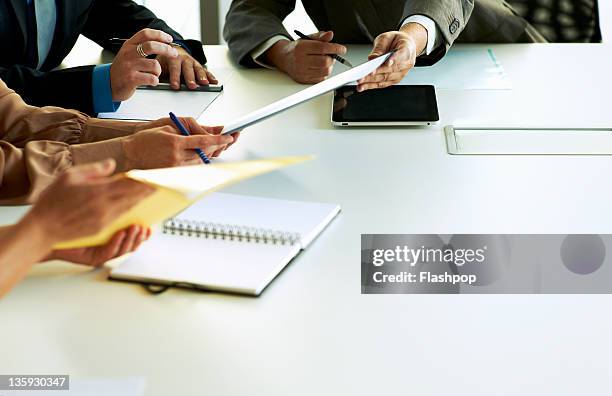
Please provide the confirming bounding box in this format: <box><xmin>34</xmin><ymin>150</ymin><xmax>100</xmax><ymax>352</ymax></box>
<box><xmin>111</xmin><ymin>233</ymin><xmax>300</xmax><ymax>296</ymax></box>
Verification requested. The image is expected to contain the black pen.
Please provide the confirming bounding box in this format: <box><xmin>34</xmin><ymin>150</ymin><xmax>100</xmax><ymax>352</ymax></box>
<box><xmin>293</xmin><ymin>30</ymin><xmax>353</xmax><ymax>68</ymax></box>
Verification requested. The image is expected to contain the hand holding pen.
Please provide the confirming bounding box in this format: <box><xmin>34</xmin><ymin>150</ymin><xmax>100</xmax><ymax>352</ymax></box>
<box><xmin>164</xmin><ymin>113</ymin><xmax>238</xmax><ymax>165</ymax></box>
<box><xmin>261</xmin><ymin>30</ymin><xmax>350</xmax><ymax>84</ymax></box>
<box><xmin>293</xmin><ymin>30</ymin><xmax>353</xmax><ymax>68</ymax></box>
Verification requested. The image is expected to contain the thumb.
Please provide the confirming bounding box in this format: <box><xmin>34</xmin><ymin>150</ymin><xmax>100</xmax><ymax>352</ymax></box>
<box><xmin>204</xmin><ymin>126</ymin><xmax>224</xmax><ymax>135</ymax></box>
<box><xmin>69</xmin><ymin>159</ymin><xmax>116</xmax><ymax>182</ymax></box>
<box><xmin>369</xmin><ymin>33</ymin><xmax>392</xmax><ymax>59</ymax></box>
<box><xmin>310</xmin><ymin>30</ymin><xmax>334</xmax><ymax>43</ymax></box>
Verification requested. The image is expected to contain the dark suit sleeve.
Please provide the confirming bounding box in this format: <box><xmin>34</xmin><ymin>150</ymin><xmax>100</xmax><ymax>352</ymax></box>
<box><xmin>223</xmin><ymin>0</ymin><xmax>297</xmax><ymax>68</ymax></box>
<box><xmin>0</xmin><ymin>64</ymin><xmax>96</xmax><ymax>114</ymax></box>
<box><xmin>81</xmin><ymin>0</ymin><xmax>206</xmax><ymax>64</ymax></box>
<box><xmin>401</xmin><ymin>0</ymin><xmax>474</xmax><ymax>66</ymax></box>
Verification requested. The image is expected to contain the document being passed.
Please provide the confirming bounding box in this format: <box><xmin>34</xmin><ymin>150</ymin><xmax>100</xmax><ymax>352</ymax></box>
<box><xmin>221</xmin><ymin>51</ymin><xmax>394</xmax><ymax>134</ymax></box>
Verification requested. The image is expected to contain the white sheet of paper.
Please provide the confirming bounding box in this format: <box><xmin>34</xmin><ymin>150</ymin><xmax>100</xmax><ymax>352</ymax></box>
<box><xmin>221</xmin><ymin>52</ymin><xmax>394</xmax><ymax>134</ymax></box>
<box><xmin>98</xmin><ymin>90</ymin><xmax>221</xmax><ymax>121</ymax></box>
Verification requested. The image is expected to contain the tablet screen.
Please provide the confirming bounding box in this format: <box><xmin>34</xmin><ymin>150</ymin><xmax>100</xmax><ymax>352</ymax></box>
<box><xmin>332</xmin><ymin>85</ymin><xmax>439</xmax><ymax>123</ymax></box>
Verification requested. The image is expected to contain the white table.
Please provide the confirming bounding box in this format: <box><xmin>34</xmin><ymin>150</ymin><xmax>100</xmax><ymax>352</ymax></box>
<box><xmin>2</xmin><ymin>42</ymin><xmax>612</xmax><ymax>395</ymax></box>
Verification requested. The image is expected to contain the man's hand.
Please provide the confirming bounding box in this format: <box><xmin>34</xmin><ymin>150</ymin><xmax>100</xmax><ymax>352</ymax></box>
<box><xmin>264</xmin><ymin>31</ymin><xmax>347</xmax><ymax>84</ymax></box>
<box><xmin>357</xmin><ymin>23</ymin><xmax>428</xmax><ymax>92</ymax></box>
<box><xmin>157</xmin><ymin>46</ymin><xmax>218</xmax><ymax>90</ymax></box>
<box><xmin>122</xmin><ymin>121</ymin><xmax>236</xmax><ymax>169</ymax></box>
<box><xmin>110</xmin><ymin>29</ymin><xmax>179</xmax><ymax>101</ymax></box>
<box><xmin>46</xmin><ymin>226</ymin><xmax>151</xmax><ymax>267</ymax></box>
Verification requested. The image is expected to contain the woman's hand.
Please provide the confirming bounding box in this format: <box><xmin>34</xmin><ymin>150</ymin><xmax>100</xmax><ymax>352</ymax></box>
<box><xmin>45</xmin><ymin>226</ymin><xmax>151</xmax><ymax>267</ymax></box>
<box><xmin>26</xmin><ymin>159</ymin><xmax>154</xmax><ymax>246</ymax></box>
<box><xmin>123</xmin><ymin>117</ymin><xmax>240</xmax><ymax>168</ymax></box>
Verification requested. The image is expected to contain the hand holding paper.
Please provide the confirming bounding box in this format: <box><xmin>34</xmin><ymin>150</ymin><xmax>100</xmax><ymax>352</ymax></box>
<box><xmin>221</xmin><ymin>52</ymin><xmax>395</xmax><ymax>134</ymax></box>
<box><xmin>53</xmin><ymin>156</ymin><xmax>313</xmax><ymax>249</ymax></box>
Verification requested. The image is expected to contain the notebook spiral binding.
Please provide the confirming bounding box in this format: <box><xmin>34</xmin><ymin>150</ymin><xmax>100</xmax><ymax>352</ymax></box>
<box><xmin>162</xmin><ymin>219</ymin><xmax>301</xmax><ymax>245</ymax></box>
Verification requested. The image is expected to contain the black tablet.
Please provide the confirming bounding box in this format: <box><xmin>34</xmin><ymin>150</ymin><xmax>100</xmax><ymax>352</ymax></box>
<box><xmin>331</xmin><ymin>85</ymin><xmax>439</xmax><ymax>126</ymax></box>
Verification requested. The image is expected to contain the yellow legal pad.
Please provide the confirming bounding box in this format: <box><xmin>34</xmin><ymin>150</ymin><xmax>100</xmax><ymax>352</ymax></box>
<box><xmin>54</xmin><ymin>156</ymin><xmax>312</xmax><ymax>249</ymax></box>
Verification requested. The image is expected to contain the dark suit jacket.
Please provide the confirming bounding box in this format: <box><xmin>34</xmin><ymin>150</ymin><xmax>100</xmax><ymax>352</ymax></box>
<box><xmin>0</xmin><ymin>0</ymin><xmax>206</xmax><ymax>115</ymax></box>
<box><xmin>223</xmin><ymin>0</ymin><xmax>543</xmax><ymax>68</ymax></box>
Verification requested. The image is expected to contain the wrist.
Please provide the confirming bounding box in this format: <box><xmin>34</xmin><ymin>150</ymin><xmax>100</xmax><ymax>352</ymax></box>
<box><xmin>400</xmin><ymin>22</ymin><xmax>428</xmax><ymax>56</ymax></box>
<box><xmin>17</xmin><ymin>212</ymin><xmax>58</xmax><ymax>255</ymax></box>
<box><xmin>120</xmin><ymin>135</ymin><xmax>138</xmax><ymax>170</ymax></box>
<box><xmin>263</xmin><ymin>39</ymin><xmax>292</xmax><ymax>71</ymax></box>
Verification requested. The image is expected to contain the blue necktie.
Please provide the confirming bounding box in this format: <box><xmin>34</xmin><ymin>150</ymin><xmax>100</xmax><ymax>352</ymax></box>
<box><xmin>25</xmin><ymin>0</ymin><xmax>57</xmax><ymax>70</ymax></box>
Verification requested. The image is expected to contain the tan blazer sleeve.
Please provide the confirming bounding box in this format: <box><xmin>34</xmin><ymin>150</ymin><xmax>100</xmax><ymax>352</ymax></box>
<box><xmin>0</xmin><ymin>79</ymin><xmax>143</xmax><ymax>147</ymax></box>
<box><xmin>0</xmin><ymin>79</ymin><xmax>145</xmax><ymax>204</ymax></box>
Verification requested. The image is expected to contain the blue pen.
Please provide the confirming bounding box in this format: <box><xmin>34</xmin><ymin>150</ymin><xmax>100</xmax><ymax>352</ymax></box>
<box><xmin>169</xmin><ymin>112</ymin><xmax>211</xmax><ymax>164</ymax></box>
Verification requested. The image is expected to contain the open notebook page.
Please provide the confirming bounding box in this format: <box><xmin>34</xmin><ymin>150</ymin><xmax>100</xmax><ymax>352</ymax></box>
<box><xmin>172</xmin><ymin>192</ymin><xmax>341</xmax><ymax>248</ymax></box>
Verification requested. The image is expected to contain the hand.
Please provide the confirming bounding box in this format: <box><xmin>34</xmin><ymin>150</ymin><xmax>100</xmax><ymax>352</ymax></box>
<box><xmin>46</xmin><ymin>226</ymin><xmax>151</xmax><ymax>267</ymax></box>
<box><xmin>264</xmin><ymin>31</ymin><xmax>347</xmax><ymax>84</ymax></box>
<box><xmin>357</xmin><ymin>23</ymin><xmax>427</xmax><ymax>92</ymax></box>
<box><xmin>122</xmin><ymin>121</ymin><xmax>236</xmax><ymax>169</ymax></box>
<box><xmin>157</xmin><ymin>46</ymin><xmax>218</xmax><ymax>90</ymax></box>
<box><xmin>110</xmin><ymin>29</ymin><xmax>179</xmax><ymax>101</ymax></box>
<box><xmin>135</xmin><ymin>117</ymin><xmax>241</xmax><ymax>157</ymax></box>
<box><xmin>133</xmin><ymin>117</ymin><xmax>241</xmax><ymax>153</ymax></box>
<box><xmin>26</xmin><ymin>159</ymin><xmax>154</xmax><ymax>245</ymax></box>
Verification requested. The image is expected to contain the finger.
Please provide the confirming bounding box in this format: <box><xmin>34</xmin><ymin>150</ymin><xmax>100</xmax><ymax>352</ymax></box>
<box><xmin>167</xmin><ymin>59</ymin><xmax>182</xmax><ymax>89</ymax></box>
<box><xmin>302</xmin><ymin>41</ymin><xmax>347</xmax><ymax>56</ymax></box>
<box><xmin>358</xmin><ymin>72</ymin><xmax>391</xmax><ymax>84</ymax></box>
<box><xmin>194</xmin><ymin>64</ymin><xmax>209</xmax><ymax>85</ymax></box>
<box><xmin>307</xmin><ymin>55</ymin><xmax>335</xmax><ymax>68</ymax></box>
<box><xmin>205</xmin><ymin>69</ymin><xmax>218</xmax><ymax>84</ymax></box>
<box><xmin>132</xmin><ymin>71</ymin><xmax>160</xmax><ymax>87</ymax></box>
<box><xmin>202</xmin><ymin>126</ymin><xmax>224</xmax><ymax>135</ymax></box>
<box><xmin>134</xmin><ymin>58</ymin><xmax>162</xmax><ymax>76</ymax></box>
<box><xmin>181</xmin><ymin>134</ymin><xmax>233</xmax><ymax>149</ymax></box>
<box><xmin>141</xmin><ymin>41</ymin><xmax>178</xmax><ymax>59</ymax></box>
<box><xmin>205</xmin><ymin>145</ymin><xmax>227</xmax><ymax>158</ymax></box>
<box><xmin>228</xmin><ymin>131</ymin><xmax>240</xmax><ymax>147</ymax></box>
<box><xmin>130</xmin><ymin>227</ymin><xmax>148</xmax><ymax>252</ymax></box>
<box><xmin>369</xmin><ymin>33</ymin><xmax>394</xmax><ymax>59</ymax></box>
<box><xmin>182</xmin><ymin>60</ymin><xmax>197</xmax><ymax>89</ymax></box>
<box><xmin>127</xmin><ymin>28</ymin><xmax>173</xmax><ymax>46</ymax></box>
<box><xmin>97</xmin><ymin>231</ymin><xmax>127</xmax><ymax>266</ymax></box>
<box><xmin>117</xmin><ymin>225</ymin><xmax>140</xmax><ymax>257</ymax></box>
<box><xmin>362</xmin><ymin>72</ymin><xmax>404</xmax><ymax>87</ymax></box>
<box><xmin>308</xmin><ymin>30</ymin><xmax>334</xmax><ymax>42</ymax></box>
<box><xmin>178</xmin><ymin>117</ymin><xmax>208</xmax><ymax>135</ymax></box>
<box><xmin>357</xmin><ymin>81</ymin><xmax>396</xmax><ymax>92</ymax></box>
<box><xmin>67</xmin><ymin>159</ymin><xmax>116</xmax><ymax>183</ymax></box>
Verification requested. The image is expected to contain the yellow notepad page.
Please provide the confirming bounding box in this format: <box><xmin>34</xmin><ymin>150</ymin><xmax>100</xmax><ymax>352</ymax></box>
<box><xmin>54</xmin><ymin>156</ymin><xmax>311</xmax><ymax>250</ymax></box>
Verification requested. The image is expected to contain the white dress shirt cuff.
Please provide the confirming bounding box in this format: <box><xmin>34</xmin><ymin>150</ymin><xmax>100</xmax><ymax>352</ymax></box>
<box><xmin>250</xmin><ymin>35</ymin><xmax>291</xmax><ymax>69</ymax></box>
<box><xmin>401</xmin><ymin>15</ymin><xmax>438</xmax><ymax>56</ymax></box>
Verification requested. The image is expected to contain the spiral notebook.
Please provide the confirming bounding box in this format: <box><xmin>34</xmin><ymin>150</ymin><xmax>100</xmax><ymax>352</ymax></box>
<box><xmin>110</xmin><ymin>193</ymin><xmax>341</xmax><ymax>296</ymax></box>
